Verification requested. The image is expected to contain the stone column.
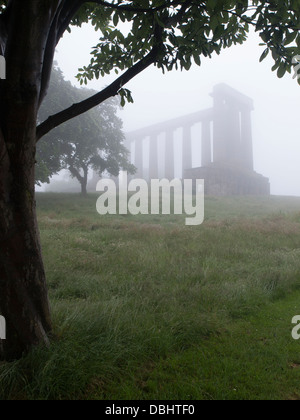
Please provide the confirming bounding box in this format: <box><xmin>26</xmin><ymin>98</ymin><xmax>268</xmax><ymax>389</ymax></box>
<box><xmin>135</xmin><ymin>139</ymin><xmax>144</xmax><ymax>178</ymax></box>
<box><xmin>241</xmin><ymin>109</ymin><xmax>254</xmax><ymax>171</ymax></box>
<box><xmin>123</xmin><ymin>137</ymin><xmax>132</xmax><ymax>161</ymax></box>
<box><xmin>182</xmin><ymin>125</ymin><xmax>192</xmax><ymax>177</ymax></box>
<box><xmin>123</xmin><ymin>138</ymin><xmax>133</xmax><ymax>182</ymax></box>
<box><xmin>201</xmin><ymin>119</ymin><xmax>211</xmax><ymax>167</ymax></box>
<box><xmin>165</xmin><ymin>130</ymin><xmax>175</xmax><ymax>180</ymax></box>
<box><xmin>212</xmin><ymin>94</ymin><xmax>227</xmax><ymax>164</ymax></box>
<box><xmin>149</xmin><ymin>133</ymin><xmax>158</xmax><ymax>181</ymax></box>
<box><xmin>226</xmin><ymin>102</ymin><xmax>241</xmax><ymax>165</ymax></box>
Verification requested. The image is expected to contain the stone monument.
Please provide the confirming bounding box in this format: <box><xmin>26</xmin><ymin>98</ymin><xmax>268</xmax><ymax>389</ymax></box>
<box><xmin>125</xmin><ymin>83</ymin><xmax>270</xmax><ymax>196</ymax></box>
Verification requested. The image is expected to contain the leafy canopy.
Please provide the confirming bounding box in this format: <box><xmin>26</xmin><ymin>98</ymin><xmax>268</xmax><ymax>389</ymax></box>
<box><xmin>37</xmin><ymin>65</ymin><xmax>134</xmax><ymax>187</ymax></box>
<box><xmin>71</xmin><ymin>0</ymin><xmax>300</xmax><ymax>91</ymax></box>
<box><xmin>2</xmin><ymin>1</ymin><xmax>298</xmax><ymax>140</ymax></box>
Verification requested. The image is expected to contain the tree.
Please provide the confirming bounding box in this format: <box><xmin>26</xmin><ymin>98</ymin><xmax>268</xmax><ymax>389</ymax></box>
<box><xmin>0</xmin><ymin>0</ymin><xmax>299</xmax><ymax>360</ymax></box>
<box><xmin>37</xmin><ymin>66</ymin><xmax>135</xmax><ymax>195</ymax></box>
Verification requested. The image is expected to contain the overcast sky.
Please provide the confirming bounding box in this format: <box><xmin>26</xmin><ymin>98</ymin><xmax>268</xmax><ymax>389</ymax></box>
<box><xmin>54</xmin><ymin>23</ymin><xmax>300</xmax><ymax>197</ymax></box>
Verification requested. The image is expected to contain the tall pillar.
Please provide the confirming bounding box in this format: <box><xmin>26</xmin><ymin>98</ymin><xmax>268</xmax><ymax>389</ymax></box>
<box><xmin>165</xmin><ymin>130</ymin><xmax>175</xmax><ymax>180</ymax></box>
<box><xmin>201</xmin><ymin>120</ymin><xmax>211</xmax><ymax>167</ymax></box>
<box><xmin>212</xmin><ymin>95</ymin><xmax>227</xmax><ymax>164</ymax></box>
<box><xmin>226</xmin><ymin>102</ymin><xmax>241</xmax><ymax>165</ymax></box>
<box><xmin>241</xmin><ymin>109</ymin><xmax>254</xmax><ymax>171</ymax></box>
<box><xmin>123</xmin><ymin>138</ymin><xmax>133</xmax><ymax>182</ymax></box>
<box><xmin>135</xmin><ymin>139</ymin><xmax>144</xmax><ymax>178</ymax></box>
<box><xmin>182</xmin><ymin>125</ymin><xmax>192</xmax><ymax>177</ymax></box>
<box><xmin>124</xmin><ymin>138</ymin><xmax>132</xmax><ymax>161</ymax></box>
<box><xmin>149</xmin><ymin>133</ymin><xmax>158</xmax><ymax>180</ymax></box>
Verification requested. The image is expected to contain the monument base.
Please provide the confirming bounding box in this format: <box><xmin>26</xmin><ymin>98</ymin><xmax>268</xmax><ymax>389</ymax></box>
<box><xmin>184</xmin><ymin>163</ymin><xmax>270</xmax><ymax>196</ymax></box>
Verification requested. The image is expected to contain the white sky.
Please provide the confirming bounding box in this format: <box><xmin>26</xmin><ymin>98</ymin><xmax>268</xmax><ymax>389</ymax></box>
<box><xmin>54</xmin><ymin>24</ymin><xmax>300</xmax><ymax>197</ymax></box>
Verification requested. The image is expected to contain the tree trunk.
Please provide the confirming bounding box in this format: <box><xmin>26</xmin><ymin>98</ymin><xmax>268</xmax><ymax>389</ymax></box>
<box><xmin>81</xmin><ymin>166</ymin><xmax>88</xmax><ymax>197</ymax></box>
<box><xmin>69</xmin><ymin>165</ymin><xmax>89</xmax><ymax>197</ymax></box>
<box><xmin>0</xmin><ymin>0</ymin><xmax>57</xmax><ymax>360</ymax></box>
<box><xmin>0</xmin><ymin>130</ymin><xmax>52</xmax><ymax>360</ymax></box>
<box><xmin>81</xmin><ymin>181</ymin><xmax>88</xmax><ymax>197</ymax></box>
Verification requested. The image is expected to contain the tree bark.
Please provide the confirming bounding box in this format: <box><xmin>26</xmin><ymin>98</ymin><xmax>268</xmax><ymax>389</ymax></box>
<box><xmin>81</xmin><ymin>181</ymin><xmax>88</xmax><ymax>196</ymax></box>
<box><xmin>0</xmin><ymin>0</ymin><xmax>58</xmax><ymax>360</ymax></box>
<box><xmin>0</xmin><ymin>130</ymin><xmax>52</xmax><ymax>360</ymax></box>
<box><xmin>68</xmin><ymin>165</ymin><xmax>89</xmax><ymax>196</ymax></box>
<box><xmin>81</xmin><ymin>166</ymin><xmax>88</xmax><ymax>197</ymax></box>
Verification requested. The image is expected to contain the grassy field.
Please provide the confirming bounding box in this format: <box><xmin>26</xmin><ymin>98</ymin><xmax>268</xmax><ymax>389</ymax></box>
<box><xmin>1</xmin><ymin>193</ymin><xmax>300</xmax><ymax>400</ymax></box>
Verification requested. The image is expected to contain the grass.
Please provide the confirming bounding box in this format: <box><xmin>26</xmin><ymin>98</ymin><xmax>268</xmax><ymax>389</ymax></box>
<box><xmin>1</xmin><ymin>193</ymin><xmax>300</xmax><ymax>399</ymax></box>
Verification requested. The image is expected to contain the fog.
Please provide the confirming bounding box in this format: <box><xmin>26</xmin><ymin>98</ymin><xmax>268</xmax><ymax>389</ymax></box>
<box><xmin>47</xmin><ymin>24</ymin><xmax>300</xmax><ymax>197</ymax></box>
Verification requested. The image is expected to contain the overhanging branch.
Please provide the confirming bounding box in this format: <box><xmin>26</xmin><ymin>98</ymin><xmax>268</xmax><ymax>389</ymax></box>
<box><xmin>88</xmin><ymin>0</ymin><xmax>178</xmax><ymax>14</ymax></box>
<box><xmin>56</xmin><ymin>0</ymin><xmax>86</xmax><ymax>43</ymax></box>
<box><xmin>39</xmin><ymin>0</ymin><xmax>88</xmax><ymax>106</ymax></box>
<box><xmin>36</xmin><ymin>47</ymin><xmax>159</xmax><ymax>142</ymax></box>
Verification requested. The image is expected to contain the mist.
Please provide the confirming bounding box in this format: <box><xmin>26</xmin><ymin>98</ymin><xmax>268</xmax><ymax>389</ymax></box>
<box><xmin>44</xmin><ymin>24</ymin><xmax>300</xmax><ymax>197</ymax></box>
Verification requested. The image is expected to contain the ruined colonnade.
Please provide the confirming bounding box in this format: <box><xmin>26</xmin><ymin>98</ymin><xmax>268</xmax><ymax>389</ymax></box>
<box><xmin>125</xmin><ymin>84</ymin><xmax>255</xmax><ymax>181</ymax></box>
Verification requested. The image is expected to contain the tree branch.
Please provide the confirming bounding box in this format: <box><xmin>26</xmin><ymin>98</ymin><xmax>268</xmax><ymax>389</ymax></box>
<box><xmin>38</xmin><ymin>4</ymin><xmax>63</xmax><ymax>107</ymax></box>
<box><xmin>68</xmin><ymin>164</ymin><xmax>83</xmax><ymax>183</ymax></box>
<box><xmin>56</xmin><ymin>0</ymin><xmax>86</xmax><ymax>43</ymax></box>
<box><xmin>87</xmin><ymin>0</ymin><xmax>178</xmax><ymax>14</ymax></box>
<box><xmin>36</xmin><ymin>47</ymin><xmax>159</xmax><ymax>142</ymax></box>
<box><xmin>36</xmin><ymin>0</ymin><xmax>193</xmax><ymax>142</ymax></box>
<box><xmin>0</xmin><ymin>0</ymin><xmax>12</xmax><ymax>55</ymax></box>
<box><xmin>39</xmin><ymin>0</ymin><xmax>88</xmax><ymax>107</ymax></box>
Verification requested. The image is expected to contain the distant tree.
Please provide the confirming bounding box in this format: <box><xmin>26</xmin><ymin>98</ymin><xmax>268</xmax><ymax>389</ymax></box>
<box><xmin>37</xmin><ymin>66</ymin><xmax>135</xmax><ymax>195</ymax></box>
<box><xmin>0</xmin><ymin>0</ymin><xmax>299</xmax><ymax>360</ymax></box>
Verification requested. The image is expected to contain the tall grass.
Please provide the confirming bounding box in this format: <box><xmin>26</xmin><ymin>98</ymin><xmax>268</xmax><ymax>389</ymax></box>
<box><xmin>1</xmin><ymin>194</ymin><xmax>300</xmax><ymax>399</ymax></box>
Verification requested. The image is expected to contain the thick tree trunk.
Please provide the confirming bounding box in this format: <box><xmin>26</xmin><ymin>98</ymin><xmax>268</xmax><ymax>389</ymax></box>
<box><xmin>0</xmin><ymin>0</ymin><xmax>58</xmax><ymax>360</ymax></box>
<box><xmin>0</xmin><ymin>130</ymin><xmax>52</xmax><ymax>360</ymax></box>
